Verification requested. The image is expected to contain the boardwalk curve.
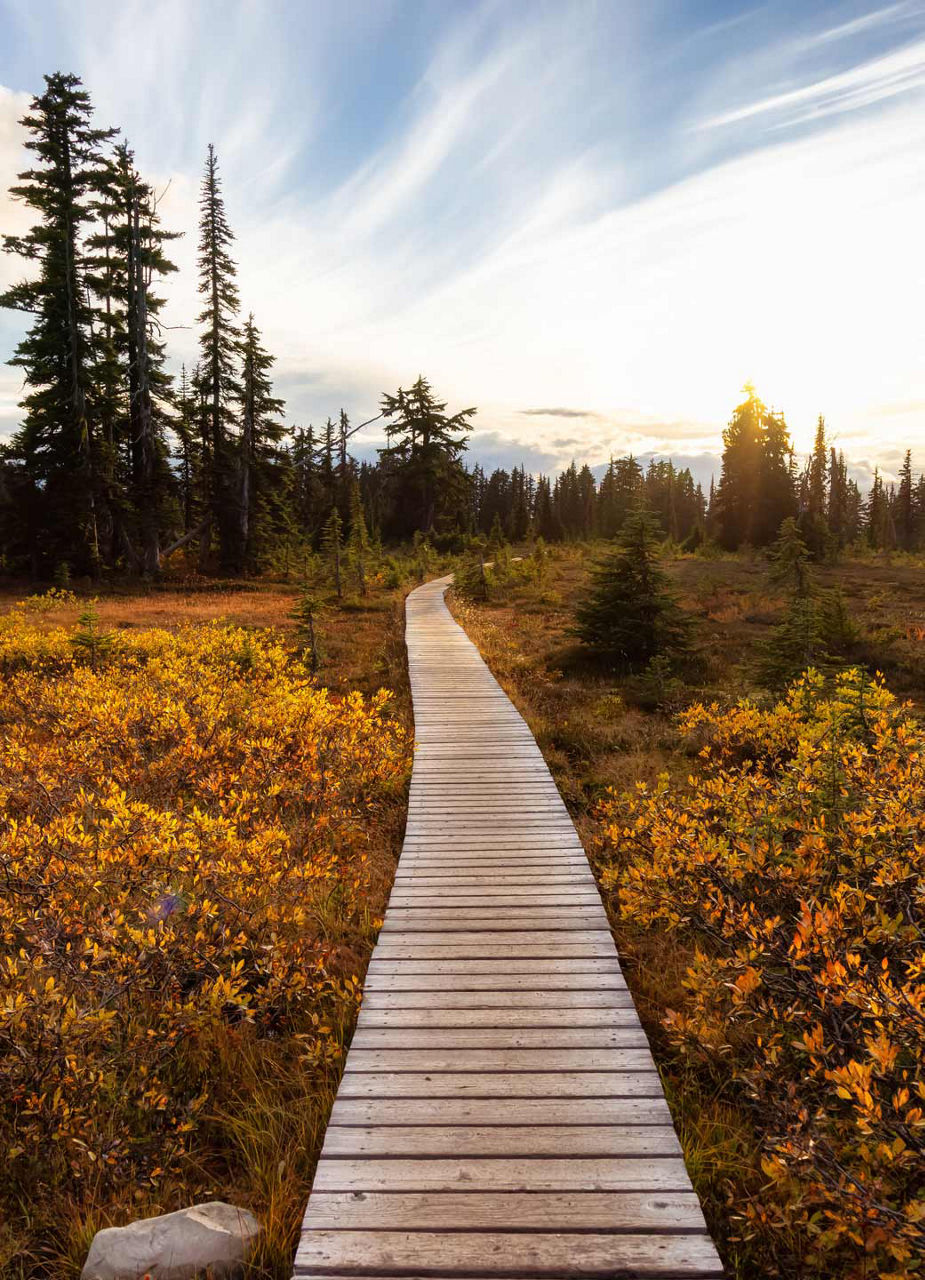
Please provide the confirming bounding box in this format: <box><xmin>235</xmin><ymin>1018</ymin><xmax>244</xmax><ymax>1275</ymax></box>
<box><xmin>293</xmin><ymin>576</ymin><xmax>723</xmax><ymax>1279</ymax></box>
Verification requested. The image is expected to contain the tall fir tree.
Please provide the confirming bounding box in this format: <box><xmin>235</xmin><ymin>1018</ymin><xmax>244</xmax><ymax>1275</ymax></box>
<box><xmin>238</xmin><ymin>313</ymin><xmax>286</xmax><ymax>571</ymax></box>
<box><xmin>88</xmin><ymin>143</ymin><xmax>179</xmax><ymax>573</ymax></box>
<box><xmin>800</xmin><ymin>415</ymin><xmax>831</xmax><ymax>559</ymax></box>
<box><xmin>197</xmin><ymin>143</ymin><xmax>242</xmax><ymax>572</ymax></box>
<box><xmin>712</xmin><ymin>386</ymin><xmax>796</xmax><ymax>549</ymax></box>
<box><xmin>0</xmin><ymin>73</ymin><xmax>117</xmax><ymax>575</ymax></box>
<box><xmin>896</xmin><ymin>450</ymin><xmax>915</xmax><ymax>551</ymax></box>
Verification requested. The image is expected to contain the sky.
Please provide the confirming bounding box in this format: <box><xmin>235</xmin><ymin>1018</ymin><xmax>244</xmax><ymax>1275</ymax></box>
<box><xmin>1</xmin><ymin>0</ymin><xmax>924</xmax><ymax>486</ymax></box>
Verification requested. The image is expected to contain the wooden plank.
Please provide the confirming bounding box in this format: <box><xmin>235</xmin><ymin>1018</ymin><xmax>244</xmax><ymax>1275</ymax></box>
<box><xmin>386</xmin><ymin>895</ymin><xmax>604</xmax><ymax>906</ymax></box>
<box><xmin>355</xmin><ymin>1007</ymin><xmax>640</xmax><ymax>1028</ymax></box>
<box><xmin>320</xmin><ymin>1124</ymin><xmax>681</xmax><ymax>1158</ymax></box>
<box><xmin>369</xmin><ymin>945</ymin><xmax>618</xmax><ymax>960</ymax></box>
<box><xmin>380</xmin><ymin>911</ymin><xmax>610</xmax><ymax>931</ymax></box>
<box><xmin>307</xmin><ymin>1158</ymin><xmax>695</xmax><ymax>1193</ymax></box>
<box><xmin>362</xmin><ymin>971</ymin><xmax>627</xmax><ymax>990</ymax></box>
<box><xmin>374</xmin><ymin>930</ymin><xmax>614</xmax><ymax>945</ymax></box>
<box><xmin>301</xmin><ymin>1189</ymin><xmax>705</xmax><ymax>1231</ymax></box>
<box><xmin>364</xmin><ymin>958</ymin><xmax>625</xmax><ymax>976</ymax></box>
<box><xmin>344</xmin><ymin>1048</ymin><xmax>657</xmax><ymax>1073</ymax></box>
<box><xmin>328</xmin><ymin>1097</ymin><xmax>674</xmax><ymax>1127</ymax></box>
<box><xmin>360</xmin><ymin>989</ymin><xmax>635</xmax><ymax>1008</ymax></box>
<box><xmin>336</xmin><ymin>1072</ymin><xmax>664</xmax><ymax>1099</ymax></box>
<box><xmin>350</xmin><ymin>1028</ymin><xmax>649</xmax><ymax>1050</ymax></box>
<box><xmin>293</xmin><ymin>1230</ymin><xmax>722</xmax><ymax>1277</ymax></box>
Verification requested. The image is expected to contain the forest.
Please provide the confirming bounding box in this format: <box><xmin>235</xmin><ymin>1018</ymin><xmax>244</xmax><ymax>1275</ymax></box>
<box><xmin>1</xmin><ymin>73</ymin><xmax>922</xmax><ymax>584</ymax></box>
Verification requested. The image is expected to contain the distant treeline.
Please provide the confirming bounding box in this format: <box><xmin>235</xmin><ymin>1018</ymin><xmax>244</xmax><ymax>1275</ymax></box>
<box><xmin>0</xmin><ymin>74</ymin><xmax>917</xmax><ymax>580</ymax></box>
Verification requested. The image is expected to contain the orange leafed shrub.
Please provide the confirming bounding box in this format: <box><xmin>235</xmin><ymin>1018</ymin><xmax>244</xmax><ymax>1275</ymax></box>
<box><xmin>599</xmin><ymin>670</ymin><xmax>924</xmax><ymax>1278</ymax></box>
<box><xmin>0</xmin><ymin>615</ymin><xmax>408</xmax><ymax>1215</ymax></box>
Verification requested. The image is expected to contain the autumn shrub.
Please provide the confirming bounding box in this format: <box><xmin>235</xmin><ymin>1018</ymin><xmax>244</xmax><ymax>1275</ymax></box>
<box><xmin>598</xmin><ymin>668</ymin><xmax>924</xmax><ymax>1278</ymax></box>
<box><xmin>0</xmin><ymin>613</ymin><xmax>408</xmax><ymax>1270</ymax></box>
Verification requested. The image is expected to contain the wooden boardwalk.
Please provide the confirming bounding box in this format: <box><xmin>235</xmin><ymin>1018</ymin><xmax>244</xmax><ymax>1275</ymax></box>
<box><xmin>293</xmin><ymin>577</ymin><xmax>723</xmax><ymax>1279</ymax></box>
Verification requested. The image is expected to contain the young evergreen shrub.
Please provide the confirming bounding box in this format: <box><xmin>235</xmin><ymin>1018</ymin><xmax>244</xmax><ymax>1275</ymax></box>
<box><xmin>759</xmin><ymin>518</ymin><xmax>852</xmax><ymax>687</ymax></box>
<box><xmin>454</xmin><ymin>553</ymin><xmax>490</xmax><ymax>602</ymax></box>
<box><xmin>573</xmin><ymin>508</ymin><xmax>690</xmax><ymax>669</ymax></box>
<box><xmin>70</xmin><ymin>603</ymin><xmax>113</xmax><ymax>669</ymax></box>
<box><xmin>291</xmin><ymin>587</ymin><xmax>323</xmax><ymax>673</ymax></box>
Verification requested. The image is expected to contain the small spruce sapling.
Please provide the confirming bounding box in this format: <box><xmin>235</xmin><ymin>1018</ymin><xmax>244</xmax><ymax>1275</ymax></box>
<box><xmin>573</xmin><ymin>507</ymin><xmax>690</xmax><ymax>669</ymax></box>
<box><xmin>71</xmin><ymin>602</ymin><xmax>113</xmax><ymax>669</ymax></box>
<box><xmin>291</xmin><ymin>586</ymin><xmax>322</xmax><ymax>673</ymax></box>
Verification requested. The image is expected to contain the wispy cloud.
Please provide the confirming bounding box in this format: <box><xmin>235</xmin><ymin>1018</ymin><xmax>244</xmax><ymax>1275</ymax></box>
<box><xmin>698</xmin><ymin>35</ymin><xmax>925</xmax><ymax>130</ymax></box>
<box><xmin>791</xmin><ymin>2</ymin><xmax>914</xmax><ymax>52</ymax></box>
<box><xmin>519</xmin><ymin>408</ymin><xmax>603</xmax><ymax>420</ymax></box>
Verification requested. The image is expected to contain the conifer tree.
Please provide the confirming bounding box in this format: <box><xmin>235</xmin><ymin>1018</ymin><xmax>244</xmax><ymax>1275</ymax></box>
<box><xmin>573</xmin><ymin>507</ymin><xmax>690</xmax><ymax>668</ymax></box>
<box><xmin>173</xmin><ymin>364</ymin><xmax>199</xmax><ymax>536</ymax></box>
<box><xmin>321</xmin><ymin>507</ymin><xmax>343</xmax><ymax>598</ymax></box>
<box><xmin>379</xmin><ymin>376</ymin><xmax>475</xmax><ymax>536</ymax></box>
<box><xmin>760</xmin><ymin>518</ymin><xmax>828</xmax><ymax>686</ymax></box>
<box><xmin>713</xmin><ymin>386</ymin><xmax>796</xmax><ymax>550</ymax></box>
<box><xmin>346</xmin><ymin>477</ymin><xmax>370</xmax><ymax>595</ymax></box>
<box><xmin>88</xmin><ymin>143</ymin><xmax>179</xmax><ymax>573</ymax></box>
<box><xmin>197</xmin><ymin>144</ymin><xmax>242</xmax><ymax>571</ymax></box>
<box><xmin>800</xmin><ymin>415</ymin><xmax>831</xmax><ymax>560</ymax></box>
<box><xmin>896</xmin><ymin>450</ymin><xmax>915</xmax><ymax>551</ymax></box>
<box><xmin>238</xmin><ymin>313</ymin><xmax>286</xmax><ymax>571</ymax></box>
<box><xmin>1</xmin><ymin>73</ymin><xmax>117</xmax><ymax>574</ymax></box>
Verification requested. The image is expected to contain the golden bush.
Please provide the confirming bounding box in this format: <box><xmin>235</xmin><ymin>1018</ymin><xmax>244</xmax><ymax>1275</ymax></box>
<box><xmin>0</xmin><ymin>614</ymin><xmax>408</xmax><ymax>1217</ymax></box>
<box><xmin>599</xmin><ymin>669</ymin><xmax>924</xmax><ymax>1278</ymax></box>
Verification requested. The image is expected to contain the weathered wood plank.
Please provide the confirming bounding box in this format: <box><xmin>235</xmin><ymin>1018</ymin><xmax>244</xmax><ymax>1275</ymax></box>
<box><xmin>355</xmin><ymin>1007</ymin><xmax>639</xmax><ymax>1028</ymax></box>
<box><xmin>293</xmin><ymin>1230</ymin><xmax>722</xmax><ymax>1277</ymax></box>
<box><xmin>350</xmin><ymin>1027</ymin><xmax>649</xmax><ymax>1051</ymax></box>
<box><xmin>320</xmin><ymin>1124</ymin><xmax>681</xmax><ymax>1158</ymax></box>
<box><xmin>360</xmin><ymin>989</ymin><xmax>634</xmax><ymax>1008</ymax></box>
<box><xmin>364</xmin><ymin>958</ymin><xmax>625</xmax><ymax>976</ymax></box>
<box><xmin>328</xmin><ymin>1097</ymin><xmax>673</xmax><ymax>1127</ymax></box>
<box><xmin>301</xmin><ymin>1190</ymin><xmax>704</xmax><ymax>1231</ymax></box>
<box><xmin>344</xmin><ymin>1048</ymin><xmax>657</xmax><ymax>1073</ymax></box>
<box><xmin>360</xmin><ymin>972</ymin><xmax>629</xmax><ymax>993</ymax></box>
<box><xmin>307</xmin><ymin>1158</ymin><xmax>695</xmax><ymax>1193</ymax></box>
<box><xmin>335</xmin><ymin>1072</ymin><xmax>664</xmax><ymax>1099</ymax></box>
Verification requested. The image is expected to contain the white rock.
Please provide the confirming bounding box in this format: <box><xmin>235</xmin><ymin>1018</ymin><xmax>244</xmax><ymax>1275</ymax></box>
<box><xmin>81</xmin><ymin>1201</ymin><xmax>261</xmax><ymax>1280</ymax></box>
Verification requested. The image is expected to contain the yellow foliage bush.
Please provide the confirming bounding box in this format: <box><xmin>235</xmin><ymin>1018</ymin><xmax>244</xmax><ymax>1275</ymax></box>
<box><xmin>599</xmin><ymin>669</ymin><xmax>925</xmax><ymax>1278</ymax></box>
<box><xmin>0</xmin><ymin>614</ymin><xmax>408</xmax><ymax>1231</ymax></box>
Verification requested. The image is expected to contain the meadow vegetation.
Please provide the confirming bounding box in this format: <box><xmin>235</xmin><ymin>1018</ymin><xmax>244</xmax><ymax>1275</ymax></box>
<box><xmin>0</xmin><ymin>554</ymin><xmax>441</xmax><ymax>1279</ymax></box>
<box><xmin>450</xmin><ymin>542</ymin><xmax>925</xmax><ymax>1280</ymax></box>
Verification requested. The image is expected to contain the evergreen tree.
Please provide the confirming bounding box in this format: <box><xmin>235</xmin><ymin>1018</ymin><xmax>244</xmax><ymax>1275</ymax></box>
<box><xmin>713</xmin><ymin>386</ymin><xmax>796</xmax><ymax>549</ymax></box>
<box><xmin>800</xmin><ymin>415</ymin><xmax>831</xmax><ymax>560</ymax></box>
<box><xmin>321</xmin><ymin>506</ymin><xmax>343</xmax><ymax>598</ymax></box>
<box><xmin>759</xmin><ymin>519</ymin><xmax>819</xmax><ymax>687</ymax></box>
<box><xmin>88</xmin><ymin>142</ymin><xmax>179</xmax><ymax>574</ymax></box>
<box><xmin>896</xmin><ymin>450</ymin><xmax>915</xmax><ymax>551</ymax></box>
<box><xmin>573</xmin><ymin>507</ymin><xmax>690</xmax><ymax>668</ymax></box>
<box><xmin>1</xmin><ymin>73</ymin><xmax>117</xmax><ymax>574</ymax></box>
<box><xmin>866</xmin><ymin>470</ymin><xmax>894</xmax><ymax>549</ymax></box>
<box><xmin>238</xmin><ymin>313</ymin><xmax>286</xmax><ymax>570</ymax></box>
<box><xmin>291</xmin><ymin>585</ymin><xmax>322</xmax><ymax>673</ymax></box>
<box><xmin>379</xmin><ymin>376</ymin><xmax>475</xmax><ymax>536</ymax></box>
<box><xmin>346</xmin><ymin>477</ymin><xmax>370</xmax><ymax>595</ymax></box>
<box><xmin>196</xmin><ymin>143</ymin><xmax>242</xmax><ymax>572</ymax></box>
